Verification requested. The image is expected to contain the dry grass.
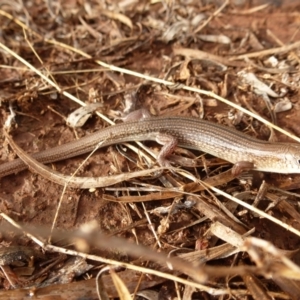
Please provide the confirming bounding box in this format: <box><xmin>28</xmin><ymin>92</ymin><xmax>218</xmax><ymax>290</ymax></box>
<box><xmin>0</xmin><ymin>1</ymin><xmax>300</xmax><ymax>299</ymax></box>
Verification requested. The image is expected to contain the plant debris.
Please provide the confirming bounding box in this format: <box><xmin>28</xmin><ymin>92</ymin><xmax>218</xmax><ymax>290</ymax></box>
<box><xmin>0</xmin><ymin>0</ymin><xmax>300</xmax><ymax>299</ymax></box>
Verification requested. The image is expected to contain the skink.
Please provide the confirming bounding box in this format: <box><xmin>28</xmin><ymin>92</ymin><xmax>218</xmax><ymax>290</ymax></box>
<box><xmin>1</xmin><ymin>116</ymin><xmax>300</xmax><ymax>177</ymax></box>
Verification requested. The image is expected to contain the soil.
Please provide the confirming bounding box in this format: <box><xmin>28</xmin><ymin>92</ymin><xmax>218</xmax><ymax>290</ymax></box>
<box><xmin>0</xmin><ymin>0</ymin><xmax>299</xmax><ymax>299</ymax></box>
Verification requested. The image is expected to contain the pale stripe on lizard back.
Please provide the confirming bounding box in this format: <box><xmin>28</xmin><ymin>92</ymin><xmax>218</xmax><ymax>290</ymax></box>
<box><xmin>1</xmin><ymin>116</ymin><xmax>300</xmax><ymax>177</ymax></box>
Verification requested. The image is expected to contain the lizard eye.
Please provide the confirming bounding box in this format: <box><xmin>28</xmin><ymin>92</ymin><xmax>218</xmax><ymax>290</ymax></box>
<box><xmin>298</xmin><ymin>160</ymin><xmax>300</xmax><ymax>164</ymax></box>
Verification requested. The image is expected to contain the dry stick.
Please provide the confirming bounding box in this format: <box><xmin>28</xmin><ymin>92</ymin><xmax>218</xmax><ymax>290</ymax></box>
<box><xmin>0</xmin><ymin>212</ymin><xmax>247</xmax><ymax>297</ymax></box>
<box><xmin>205</xmin><ymin>184</ymin><xmax>300</xmax><ymax>237</ymax></box>
<box><xmin>0</xmin><ymin>213</ymin><xmax>295</xmax><ymax>298</ymax></box>
<box><xmin>230</xmin><ymin>40</ymin><xmax>300</xmax><ymax>60</ymax></box>
<box><xmin>194</xmin><ymin>0</ymin><xmax>229</xmax><ymax>33</ymax></box>
<box><xmin>230</xmin><ymin>3</ymin><xmax>270</xmax><ymax>14</ymax></box>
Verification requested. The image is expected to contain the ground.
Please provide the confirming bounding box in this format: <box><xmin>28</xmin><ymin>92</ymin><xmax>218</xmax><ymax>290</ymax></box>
<box><xmin>0</xmin><ymin>0</ymin><xmax>300</xmax><ymax>299</ymax></box>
